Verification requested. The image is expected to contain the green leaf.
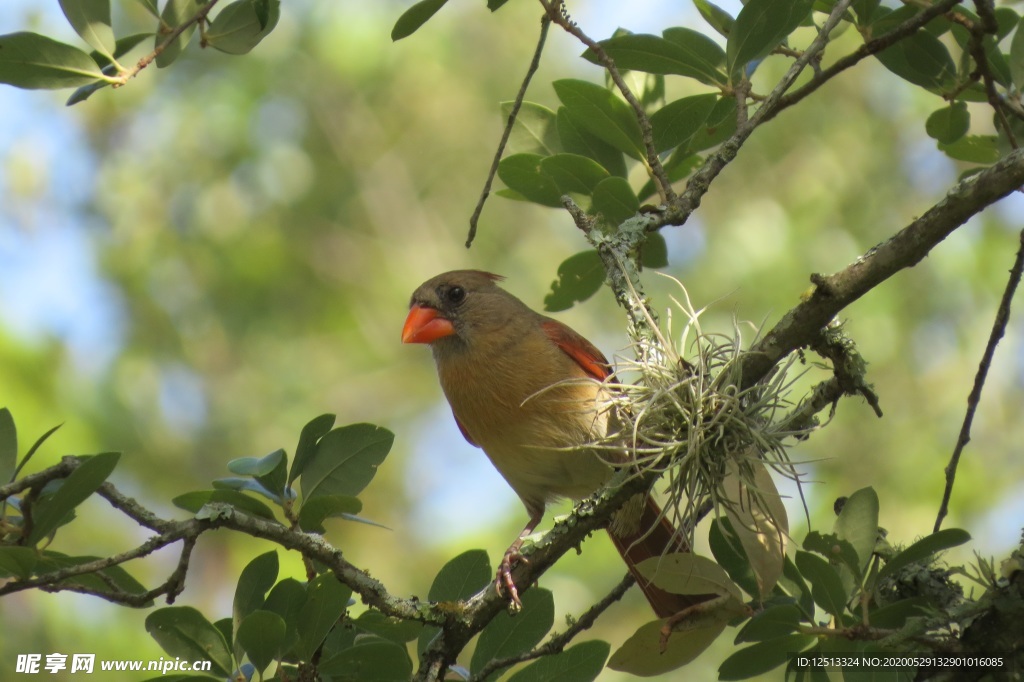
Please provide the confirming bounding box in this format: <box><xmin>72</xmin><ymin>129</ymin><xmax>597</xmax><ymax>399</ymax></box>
<box><xmin>553</xmin><ymin>79</ymin><xmax>644</xmax><ymax>160</ymax></box>
<box><xmin>735</xmin><ymin>603</ymin><xmax>802</xmax><ymax>642</ymax></box>
<box><xmin>156</xmin><ymin>0</ymin><xmax>200</xmax><ymax>68</ymax></box>
<box><xmin>586</xmin><ymin>31</ymin><xmax>727</xmax><ymax>86</ymax></box>
<box><xmin>543</xmin><ymin>251</ymin><xmax>604</xmax><ymax>312</ymax></box>
<box><xmin>868</xmin><ymin>597</ymin><xmax>930</xmax><ymax>628</ymax></box>
<box><xmin>319</xmin><ymin>638</ymin><xmax>413</xmax><ymax>679</ymax></box>
<box><xmin>539</xmin><ymin>154</ymin><xmax>609</xmax><ymax>195</ymax></box>
<box><xmin>0</xmin><ymin>546</ymin><xmax>39</xmax><ymax>580</ymax></box>
<box><xmin>556</xmin><ymin>107</ymin><xmax>627</xmax><ymax>177</ymax></box>
<box><xmin>719</xmin><ymin>634</ymin><xmax>817</xmax><ymax>680</ymax></box>
<box><xmin>497</xmin><ymin>153</ymin><xmax>563</xmax><ymax>208</ymax></box>
<box><xmin>694</xmin><ymin>0</ymin><xmax>735</xmax><ymax>38</ymax></box>
<box><xmin>206</xmin><ymin>0</ymin><xmax>280</xmax><ymax>55</ymax></box>
<box><xmin>875</xmin><ymin>30</ymin><xmax>957</xmax><ymax>92</ymax></box>
<box><xmin>708</xmin><ymin>517</ymin><xmax>759</xmax><ymax>598</ymax></box>
<box><xmin>1011</xmin><ymin>17</ymin><xmax>1024</xmax><ymax>89</ymax></box>
<box><xmin>354</xmin><ymin>609</ymin><xmax>424</xmax><ymax>644</ymax></box>
<box><xmin>609</xmin><ymin>618</ymin><xmax>726</xmax><ymax>676</ymax></box>
<box><xmin>802</xmin><ymin>531</ymin><xmax>861</xmax><ymax>579</ymax></box>
<box><xmin>687</xmin><ymin>96</ymin><xmax>737</xmax><ymax>153</ymax></box>
<box><xmin>295</xmin><ymin>573</ymin><xmax>352</xmax><ymax>661</ymax></box>
<box><xmin>392</xmin><ymin>0</ymin><xmax>449</xmax><ymax>41</ymax></box>
<box><xmin>833</xmin><ymin>487</ymin><xmax>879</xmax><ymax>577</ymax></box>
<box><xmin>501</xmin><ymin>101</ymin><xmax>561</xmax><ymax>156</ymax></box>
<box><xmin>852</xmin><ymin>0</ymin><xmax>881</xmax><ymax>26</ymax></box>
<box><xmin>229</xmin><ymin>449</ymin><xmax>285</xmax><ymax>477</ymax></box>
<box><xmin>794</xmin><ymin>551</ymin><xmax>847</xmax><ymax>619</ymax></box>
<box><xmin>172</xmin><ymin>489</ymin><xmax>277</xmax><ymax>520</ymax></box>
<box><xmin>779</xmin><ymin>553</ymin><xmax>815</xmax><ymax>618</ymax></box>
<box><xmin>650</xmin><ymin>93</ymin><xmax>719</xmax><ymax>153</ymax></box>
<box><xmin>878</xmin><ymin>528</ymin><xmax>971</xmax><ymax>580</ymax></box>
<box><xmin>237</xmin><ymin>610</ymin><xmax>286</xmax><ymax>672</ymax></box>
<box><xmin>472</xmin><ymin>589</ymin><xmax>554</xmax><ymax>679</ymax></box>
<box><xmin>233</xmin><ymin>551</ymin><xmax>279</xmax><ymax>661</ymax></box>
<box><xmin>591</xmin><ymin>176</ymin><xmax>639</xmax><ymax>226</ymax></box>
<box><xmin>507</xmin><ymin>640</ymin><xmax>610</xmax><ymax>682</ymax></box>
<box><xmin>254</xmin><ymin>0</ymin><xmax>271</xmax><ymax>28</ymax></box>
<box><xmin>145</xmin><ymin>607</ymin><xmax>233</xmax><ymax>678</ymax></box>
<box><xmin>37</xmin><ymin>551</ymin><xmax>149</xmax><ymax>602</ymax></box>
<box><xmin>638</xmin><ymin>151</ymin><xmax>702</xmax><ymax>202</ymax></box>
<box><xmin>212</xmin><ymin>477</ymin><xmax>280</xmax><ymax>503</ymax></box>
<box><xmin>297</xmin><ymin>494</ymin><xmax>362</xmax><ymax>533</ymax></box>
<box><xmin>28</xmin><ymin>452</ymin><xmax>119</xmax><ymax>545</ymax></box>
<box><xmin>642</xmin><ymin>233</ymin><xmax>668</xmax><ymax>268</ymax></box>
<box><xmin>727</xmin><ymin>0</ymin><xmax>814</xmax><ymax>76</ymax></box>
<box><xmin>926</xmin><ymin>102</ymin><xmax>970</xmax><ymax>144</ymax></box>
<box><xmin>488</xmin><ymin>0</ymin><xmax>510</xmax><ymax>10</ymax></box>
<box><xmin>636</xmin><ymin>552</ymin><xmax>743</xmax><ymax>601</ymax></box>
<box><xmin>0</xmin><ymin>408</ymin><xmax>15</xmax><ymax>483</ymax></box>
<box><xmin>300</xmin><ymin>423</ymin><xmax>394</xmax><ymax>501</ymax></box>
<box><xmin>418</xmin><ymin>549</ymin><xmax>491</xmax><ymax>655</ymax></box>
<box><xmin>937</xmin><ymin>135</ymin><xmax>999</xmax><ymax>164</ymax></box>
<box><xmin>0</xmin><ymin>32</ymin><xmax>106</xmax><ymax>89</ymax></box>
<box><xmin>59</xmin><ymin>0</ymin><xmax>115</xmax><ymax>57</ymax></box>
<box><xmin>263</xmin><ymin>578</ymin><xmax>305</xmax><ymax>654</ymax></box>
<box><xmin>289</xmin><ymin>413</ymin><xmax>335</xmax><ymax>485</ymax></box>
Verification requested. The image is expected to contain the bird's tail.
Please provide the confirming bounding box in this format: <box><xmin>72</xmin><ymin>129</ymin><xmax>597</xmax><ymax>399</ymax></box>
<box><xmin>606</xmin><ymin>494</ymin><xmax>715</xmax><ymax>618</ymax></box>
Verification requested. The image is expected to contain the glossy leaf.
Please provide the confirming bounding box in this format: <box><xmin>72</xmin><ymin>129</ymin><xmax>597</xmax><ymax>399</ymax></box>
<box><xmin>262</xmin><ymin>578</ymin><xmax>305</xmax><ymax>654</ymax></box>
<box><xmin>553</xmin><ymin>79</ymin><xmax>644</xmax><ymax>160</ymax></box>
<box><xmin>833</xmin><ymin>487</ymin><xmax>878</xmax><ymax>576</ymax></box>
<box><xmin>212</xmin><ymin>477</ymin><xmax>281</xmax><ymax>503</ymax></box>
<box><xmin>709</xmin><ymin>517</ymin><xmax>759</xmax><ymax>598</ymax></box>
<box><xmin>156</xmin><ymin>0</ymin><xmax>200</xmax><ymax>68</ymax></box>
<box><xmin>543</xmin><ymin>250</ymin><xmax>604</xmax><ymax>312</ymax></box>
<box><xmin>173</xmin><ymin>489</ymin><xmax>277</xmax><ymax>520</ymax></box>
<box><xmin>539</xmin><ymin>154</ymin><xmax>609</xmax><ymax>195</ymax></box>
<box><xmin>875</xmin><ymin>31</ymin><xmax>957</xmax><ymax>92</ymax></box>
<box><xmin>59</xmin><ymin>0</ymin><xmax>115</xmax><ymax>57</ymax></box>
<box><xmin>237</xmin><ymin>610</ymin><xmax>285</xmax><ymax>672</ymax></box>
<box><xmin>694</xmin><ymin>0</ymin><xmax>735</xmax><ymax>38</ymax></box>
<box><xmin>719</xmin><ymin>634</ymin><xmax>816</xmax><ymax>680</ymax></box>
<box><xmin>145</xmin><ymin>607</ymin><xmax>233</xmax><ymax>678</ymax></box>
<box><xmin>229</xmin><ymin>449</ymin><xmax>285</xmax><ymax>477</ymax></box>
<box><xmin>642</xmin><ymin>233</ymin><xmax>668</xmax><ymax>268</ymax></box>
<box><xmin>587</xmin><ymin>31</ymin><xmax>727</xmax><ymax>86</ymax></box>
<box><xmin>735</xmin><ymin>603</ymin><xmax>802</xmax><ymax>643</ymax></box>
<box><xmin>289</xmin><ymin>413</ymin><xmax>335</xmax><ymax>485</ymax></box>
<box><xmin>637</xmin><ymin>552</ymin><xmax>743</xmax><ymax>601</ymax></box>
<box><xmin>497</xmin><ymin>153</ymin><xmax>563</xmax><ymax>208</ymax></box>
<box><xmin>300</xmin><ymin>423</ymin><xmax>394</xmax><ymax>501</ymax></box>
<box><xmin>802</xmin><ymin>531</ymin><xmax>861</xmax><ymax>579</ymax></box>
<box><xmin>0</xmin><ymin>408</ymin><xmax>14</xmax><ymax>483</ymax></box>
<box><xmin>37</xmin><ymin>551</ymin><xmax>149</xmax><ymax>601</ymax></box>
<box><xmin>794</xmin><ymin>551</ymin><xmax>847</xmax><ymax>619</ymax></box>
<box><xmin>233</xmin><ymin>551</ymin><xmax>278</xmax><ymax>660</ymax></box>
<box><xmin>501</xmin><ymin>101</ymin><xmax>561</xmax><ymax>156</ymax></box>
<box><xmin>28</xmin><ymin>452</ymin><xmax>120</xmax><ymax>545</ymax></box>
<box><xmin>472</xmin><ymin>589</ymin><xmax>554</xmax><ymax>679</ymax></box>
<box><xmin>319</xmin><ymin>638</ymin><xmax>413</xmax><ymax>678</ymax></box>
<box><xmin>591</xmin><ymin>176</ymin><xmax>639</xmax><ymax>227</ymax></box>
<box><xmin>650</xmin><ymin>93</ymin><xmax>718</xmax><ymax>153</ymax></box>
<box><xmin>418</xmin><ymin>549</ymin><xmax>491</xmax><ymax>655</ymax></box>
<box><xmin>926</xmin><ymin>102</ymin><xmax>970</xmax><ymax>144</ymax></box>
<box><xmin>206</xmin><ymin>0</ymin><xmax>280</xmax><ymax>55</ymax></box>
<box><xmin>878</xmin><ymin>528</ymin><xmax>971</xmax><ymax>580</ymax></box>
<box><xmin>609</xmin><ymin>618</ymin><xmax>726</xmax><ymax>675</ymax></box>
<box><xmin>727</xmin><ymin>0</ymin><xmax>814</xmax><ymax>76</ymax></box>
<box><xmin>556</xmin><ymin>107</ymin><xmax>627</xmax><ymax>177</ymax></box>
<box><xmin>938</xmin><ymin>135</ymin><xmax>999</xmax><ymax>164</ymax></box>
<box><xmin>297</xmin><ymin>494</ymin><xmax>362</xmax><ymax>533</ymax></box>
<box><xmin>392</xmin><ymin>0</ymin><xmax>449</xmax><ymax>41</ymax></box>
<box><xmin>0</xmin><ymin>546</ymin><xmax>38</xmax><ymax>580</ymax></box>
<box><xmin>687</xmin><ymin>96</ymin><xmax>737</xmax><ymax>153</ymax></box>
<box><xmin>0</xmin><ymin>32</ymin><xmax>105</xmax><ymax>89</ymax></box>
<box><xmin>507</xmin><ymin>640</ymin><xmax>610</xmax><ymax>682</ymax></box>
<box><xmin>354</xmin><ymin>609</ymin><xmax>424</xmax><ymax>643</ymax></box>
<box><xmin>780</xmin><ymin>553</ymin><xmax>815</xmax><ymax>618</ymax></box>
<box><xmin>295</xmin><ymin>573</ymin><xmax>352</xmax><ymax>661</ymax></box>
<box><xmin>869</xmin><ymin>596</ymin><xmax>931</xmax><ymax>628</ymax></box>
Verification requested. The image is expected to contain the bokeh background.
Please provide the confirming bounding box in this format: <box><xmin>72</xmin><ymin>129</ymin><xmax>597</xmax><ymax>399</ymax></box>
<box><xmin>1</xmin><ymin>1</ymin><xmax>1022</xmax><ymax>679</ymax></box>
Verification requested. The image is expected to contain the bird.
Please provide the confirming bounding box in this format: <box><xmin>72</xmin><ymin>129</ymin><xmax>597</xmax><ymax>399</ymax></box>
<box><xmin>402</xmin><ymin>269</ymin><xmax>700</xmax><ymax>618</ymax></box>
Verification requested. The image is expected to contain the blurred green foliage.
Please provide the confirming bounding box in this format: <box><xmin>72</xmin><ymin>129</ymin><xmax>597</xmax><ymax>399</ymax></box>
<box><xmin>0</xmin><ymin>1</ymin><xmax>1022</xmax><ymax>680</ymax></box>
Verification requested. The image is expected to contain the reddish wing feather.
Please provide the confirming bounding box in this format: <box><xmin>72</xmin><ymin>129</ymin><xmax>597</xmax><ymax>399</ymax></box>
<box><xmin>539</xmin><ymin>318</ymin><xmax>611</xmax><ymax>381</ymax></box>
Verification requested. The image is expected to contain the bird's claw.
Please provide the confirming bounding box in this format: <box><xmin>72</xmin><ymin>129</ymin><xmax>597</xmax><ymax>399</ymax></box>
<box><xmin>496</xmin><ymin>549</ymin><xmax>528</xmax><ymax>611</ymax></box>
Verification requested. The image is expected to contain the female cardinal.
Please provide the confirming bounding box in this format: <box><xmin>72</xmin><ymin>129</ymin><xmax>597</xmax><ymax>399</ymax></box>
<box><xmin>402</xmin><ymin>270</ymin><xmax>695</xmax><ymax>617</ymax></box>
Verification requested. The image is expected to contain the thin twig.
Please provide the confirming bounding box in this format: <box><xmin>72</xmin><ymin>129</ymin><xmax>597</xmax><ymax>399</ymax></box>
<box><xmin>965</xmin><ymin>0</ymin><xmax>1018</xmax><ymax>149</ymax></box>
<box><xmin>539</xmin><ymin>0</ymin><xmax>675</xmax><ymax>202</ymax></box>
<box><xmin>466</xmin><ymin>14</ymin><xmax>551</xmax><ymax>248</ymax></box>
<box><xmin>467</xmin><ymin>572</ymin><xmax>636</xmax><ymax>681</ymax></box>
<box><xmin>113</xmin><ymin>0</ymin><xmax>221</xmax><ymax>86</ymax></box>
<box><xmin>934</xmin><ymin>227</ymin><xmax>1024</xmax><ymax>532</ymax></box>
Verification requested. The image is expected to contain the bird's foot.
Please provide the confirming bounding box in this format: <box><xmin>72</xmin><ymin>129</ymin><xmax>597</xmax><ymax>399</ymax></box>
<box><xmin>495</xmin><ymin>547</ymin><xmax>528</xmax><ymax>611</ymax></box>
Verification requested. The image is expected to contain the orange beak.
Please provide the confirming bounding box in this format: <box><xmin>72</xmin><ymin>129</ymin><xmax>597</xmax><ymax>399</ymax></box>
<box><xmin>402</xmin><ymin>305</ymin><xmax>456</xmax><ymax>344</ymax></box>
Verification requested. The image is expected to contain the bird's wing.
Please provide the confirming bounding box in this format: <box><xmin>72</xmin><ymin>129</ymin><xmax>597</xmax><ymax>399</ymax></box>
<box><xmin>453</xmin><ymin>412</ymin><xmax>478</xmax><ymax>447</ymax></box>
<box><xmin>539</xmin><ymin>318</ymin><xmax>612</xmax><ymax>381</ymax></box>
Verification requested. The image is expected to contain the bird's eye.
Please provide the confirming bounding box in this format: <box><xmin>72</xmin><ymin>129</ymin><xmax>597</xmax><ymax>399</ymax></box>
<box><xmin>446</xmin><ymin>286</ymin><xmax>466</xmax><ymax>305</ymax></box>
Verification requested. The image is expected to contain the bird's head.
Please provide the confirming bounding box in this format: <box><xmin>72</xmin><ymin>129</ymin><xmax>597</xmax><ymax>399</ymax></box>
<box><xmin>402</xmin><ymin>270</ymin><xmax>518</xmax><ymax>347</ymax></box>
